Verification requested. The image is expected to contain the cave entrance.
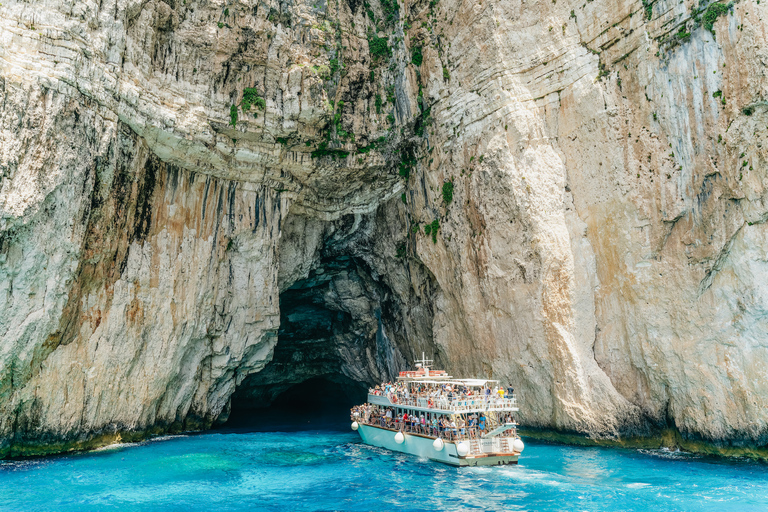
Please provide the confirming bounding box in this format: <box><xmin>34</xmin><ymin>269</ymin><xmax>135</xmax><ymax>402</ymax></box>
<box><xmin>223</xmin><ymin>252</ymin><xmax>406</xmax><ymax>430</ymax></box>
<box><xmin>224</xmin><ymin>377</ymin><xmax>366</xmax><ymax>431</ymax></box>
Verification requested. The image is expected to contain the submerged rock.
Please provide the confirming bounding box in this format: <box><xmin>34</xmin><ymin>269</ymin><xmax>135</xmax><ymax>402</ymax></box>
<box><xmin>0</xmin><ymin>0</ymin><xmax>766</xmax><ymax>456</ymax></box>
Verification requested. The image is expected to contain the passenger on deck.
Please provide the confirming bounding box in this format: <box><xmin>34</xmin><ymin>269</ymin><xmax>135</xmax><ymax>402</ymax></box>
<box><xmin>457</xmin><ymin>416</ymin><xmax>466</xmax><ymax>437</ymax></box>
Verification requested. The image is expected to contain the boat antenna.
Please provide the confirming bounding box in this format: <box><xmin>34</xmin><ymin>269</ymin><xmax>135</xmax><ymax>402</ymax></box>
<box><xmin>415</xmin><ymin>351</ymin><xmax>433</xmax><ymax>369</ymax></box>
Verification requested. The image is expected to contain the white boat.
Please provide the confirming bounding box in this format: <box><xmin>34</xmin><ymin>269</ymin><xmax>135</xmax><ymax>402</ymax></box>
<box><xmin>351</xmin><ymin>355</ymin><xmax>524</xmax><ymax>466</ymax></box>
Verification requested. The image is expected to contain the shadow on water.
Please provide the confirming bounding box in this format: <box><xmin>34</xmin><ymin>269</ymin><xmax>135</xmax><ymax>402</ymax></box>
<box><xmin>218</xmin><ymin>377</ymin><xmax>366</xmax><ymax>433</ymax></box>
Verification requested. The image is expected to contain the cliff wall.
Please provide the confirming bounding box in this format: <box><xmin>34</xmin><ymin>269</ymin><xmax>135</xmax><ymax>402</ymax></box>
<box><xmin>0</xmin><ymin>0</ymin><xmax>766</xmax><ymax>456</ymax></box>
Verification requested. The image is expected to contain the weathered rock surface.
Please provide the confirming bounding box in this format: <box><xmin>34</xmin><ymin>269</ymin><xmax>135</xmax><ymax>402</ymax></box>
<box><xmin>0</xmin><ymin>0</ymin><xmax>767</xmax><ymax>456</ymax></box>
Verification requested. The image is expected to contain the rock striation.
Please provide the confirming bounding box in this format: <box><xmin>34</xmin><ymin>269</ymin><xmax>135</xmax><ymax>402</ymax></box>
<box><xmin>0</xmin><ymin>0</ymin><xmax>767</xmax><ymax>457</ymax></box>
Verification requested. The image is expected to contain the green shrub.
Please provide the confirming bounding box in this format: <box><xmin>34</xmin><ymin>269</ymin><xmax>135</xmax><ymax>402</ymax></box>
<box><xmin>713</xmin><ymin>90</ymin><xmax>722</xmax><ymax>98</ymax></box>
<box><xmin>368</xmin><ymin>34</ymin><xmax>391</xmax><ymax>60</ymax></box>
<box><xmin>334</xmin><ymin>101</ymin><xmax>344</xmax><ymax>130</ymax></box>
<box><xmin>379</xmin><ymin>0</ymin><xmax>399</xmax><ymax>25</ymax></box>
<box><xmin>329</xmin><ymin>58</ymin><xmax>339</xmax><ymax>76</ymax></box>
<box><xmin>411</xmin><ymin>46</ymin><xmax>423</xmax><ymax>67</ymax></box>
<box><xmin>398</xmin><ymin>153</ymin><xmax>416</xmax><ymax>179</ymax></box>
<box><xmin>242</xmin><ymin>88</ymin><xmax>266</xmax><ymax>111</ymax></box>
<box><xmin>229</xmin><ymin>104</ymin><xmax>238</xmax><ymax>127</ymax></box>
<box><xmin>642</xmin><ymin>0</ymin><xmax>653</xmax><ymax>20</ymax></box>
<box><xmin>429</xmin><ymin>219</ymin><xmax>440</xmax><ymax>243</ymax></box>
<box><xmin>357</xmin><ymin>144</ymin><xmax>375</xmax><ymax>154</ymax></box>
<box><xmin>442</xmin><ymin>66</ymin><xmax>450</xmax><ymax>81</ymax></box>
<box><xmin>442</xmin><ymin>181</ymin><xmax>453</xmax><ymax>204</ymax></box>
<box><xmin>375</xmin><ymin>94</ymin><xmax>383</xmax><ymax>114</ymax></box>
<box><xmin>401</xmin><ymin>193</ymin><xmax>407</xmax><ymax>203</ymax></box>
<box><xmin>703</xmin><ymin>2</ymin><xmax>733</xmax><ymax>34</ymax></box>
<box><xmin>311</xmin><ymin>142</ymin><xmax>349</xmax><ymax>159</ymax></box>
<box><xmin>386</xmin><ymin>84</ymin><xmax>396</xmax><ymax>104</ymax></box>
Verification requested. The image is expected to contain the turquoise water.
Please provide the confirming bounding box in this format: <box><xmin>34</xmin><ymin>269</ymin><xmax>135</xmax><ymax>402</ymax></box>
<box><xmin>3</xmin><ymin>429</ymin><xmax>768</xmax><ymax>511</ymax></box>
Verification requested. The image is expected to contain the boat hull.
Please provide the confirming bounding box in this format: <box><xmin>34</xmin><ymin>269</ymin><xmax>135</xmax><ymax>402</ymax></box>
<box><xmin>356</xmin><ymin>424</ymin><xmax>519</xmax><ymax>467</ymax></box>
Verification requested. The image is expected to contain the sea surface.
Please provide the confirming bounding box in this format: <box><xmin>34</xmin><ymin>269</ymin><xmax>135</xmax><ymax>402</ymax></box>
<box><xmin>3</xmin><ymin>426</ymin><xmax>768</xmax><ymax>511</ymax></box>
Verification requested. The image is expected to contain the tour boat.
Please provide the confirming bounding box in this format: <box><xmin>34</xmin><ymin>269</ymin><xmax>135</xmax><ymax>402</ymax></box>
<box><xmin>351</xmin><ymin>355</ymin><xmax>524</xmax><ymax>466</ymax></box>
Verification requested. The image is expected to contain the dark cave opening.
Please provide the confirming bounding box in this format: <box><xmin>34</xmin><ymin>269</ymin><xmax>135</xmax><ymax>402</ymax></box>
<box><xmin>223</xmin><ymin>377</ymin><xmax>366</xmax><ymax>431</ymax></box>
<box><xmin>221</xmin><ymin>253</ymin><xmax>405</xmax><ymax>431</ymax></box>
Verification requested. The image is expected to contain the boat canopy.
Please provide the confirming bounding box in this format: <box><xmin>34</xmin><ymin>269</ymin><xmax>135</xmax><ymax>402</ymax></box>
<box><xmin>397</xmin><ymin>378</ymin><xmax>498</xmax><ymax>387</ymax></box>
<box><xmin>456</xmin><ymin>378</ymin><xmax>498</xmax><ymax>387</ymax></box>
<box><xmin>397</xmin><ymin>379</ymin><xmax>460</xmax><ymax>384</ymax></box>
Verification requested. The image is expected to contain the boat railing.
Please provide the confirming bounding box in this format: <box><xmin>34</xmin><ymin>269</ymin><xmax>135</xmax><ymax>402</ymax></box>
<box><xmin>368</xmin><ymin>392</ymin><xmax>517</xmax><ymax>412</ymax></box>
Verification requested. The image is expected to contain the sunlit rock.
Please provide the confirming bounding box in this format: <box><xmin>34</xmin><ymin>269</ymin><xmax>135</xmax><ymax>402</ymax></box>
<box><xmin>0</xmin><ymin>0</ymin><xmax>766</xmax><ymax>457</ymax></box>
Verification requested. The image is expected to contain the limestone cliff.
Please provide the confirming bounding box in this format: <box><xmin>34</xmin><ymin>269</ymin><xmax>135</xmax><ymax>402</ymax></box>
<box><xmin>0</xmin><ymin>0</ymin><xmax>767</xmax><ymax>457</ymax></box>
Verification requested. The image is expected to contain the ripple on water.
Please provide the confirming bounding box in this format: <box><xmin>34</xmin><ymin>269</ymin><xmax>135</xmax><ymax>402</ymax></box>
<box><xmin>257</xmin><ymin>450</ymin><xmax>334</xmax><ymax>467</ymax></box>
<box><xmin>2</xmin><ymin>432</ymin><xmax>768</xmax><ymax>512</ymax></box>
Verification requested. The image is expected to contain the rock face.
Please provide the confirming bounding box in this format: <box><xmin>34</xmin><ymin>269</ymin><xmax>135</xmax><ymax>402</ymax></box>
<box><xmin>1</xmin><ymin>0</ymin><xmax>767</xmax><ymax>456</ymax></box>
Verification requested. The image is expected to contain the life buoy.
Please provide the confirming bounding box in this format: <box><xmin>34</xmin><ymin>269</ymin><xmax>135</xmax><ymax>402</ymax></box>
<box><xmin>428</xmin><ymin>399</ymin><xmax>433</xmax><ymax>408</ymax></box>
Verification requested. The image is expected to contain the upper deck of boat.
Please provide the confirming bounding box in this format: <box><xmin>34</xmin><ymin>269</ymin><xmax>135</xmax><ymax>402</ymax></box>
<box><xmin>368</xmin><ymin>393</ymin><xmax>518</xmax><ymax>414</ymax></box>
<box><xmin>367</xmin><ymin>355</ymin><xmax>518</xmax><ymax>415</ymax></box>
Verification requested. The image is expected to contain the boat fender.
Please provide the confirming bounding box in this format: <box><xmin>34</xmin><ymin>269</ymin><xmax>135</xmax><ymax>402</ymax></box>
<box><xmin>456</xmin><ymin>442</ymin><xmax>469</xmax><ymax>457</ymax></box>
<box><xmin>395</xmin><ymin>431</ymin><xmax>405</xmax><ymax>444</ymax></box>
<box><xmin>432</xmin><ymin>438</ymin><xmax>444</xmax><ymax>451</ymax></box>
<box><xmin>513</xmin><ymin>438</ymin><xmax>525</xmax><ymax>453</ymax></box>
<box><xmin>351</xmin><ymin>421</ymin><xmax>359</xmax><ymax>431</ymax></box>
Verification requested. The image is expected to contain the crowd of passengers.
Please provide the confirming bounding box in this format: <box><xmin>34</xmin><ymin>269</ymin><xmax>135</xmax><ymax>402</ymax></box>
<box><xmin>367</xmin><ymin>381</ymin><xmax>515</xmax><ymax>407</ymax></box>
<box><xmin>350</xmin><ymin>404</ymin><xmax>516</xmax><ymax>440</ymax></box>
